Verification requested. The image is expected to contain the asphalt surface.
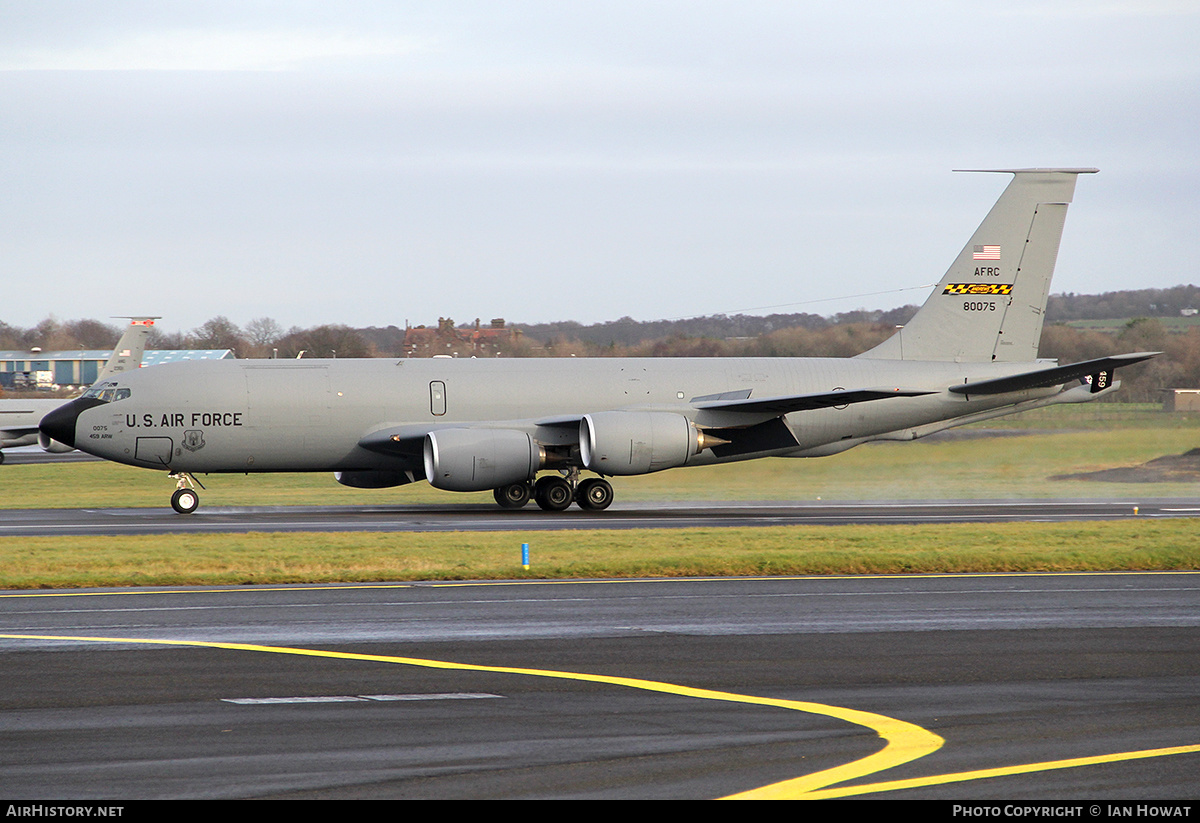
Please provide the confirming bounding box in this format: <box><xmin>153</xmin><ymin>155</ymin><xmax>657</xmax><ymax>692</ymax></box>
<box><xmin>3</xmin><ymin>452</ymin><xmax>1197</xmax><ymax>799</ymax></box>
<box><xmin>0</xmin><ymin>573</ymin><xmax>1196</xmax><ymax>799</ymax></box>
<box><xmin>3</xmin><ymin>497</ymin><xmax>1199</xmax><ymax>536</ymax></box>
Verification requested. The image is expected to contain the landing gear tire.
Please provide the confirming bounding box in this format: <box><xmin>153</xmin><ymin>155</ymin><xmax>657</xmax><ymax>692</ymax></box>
<box><xmin>493</xmin><ymin>482</ymin><xmax>532</xmax><ymax>509</ymax></box>
<box><xmin>534</xmin><ymin>475</ymin><xmax>573</xmax><ymax>511</ymax></box>
<box><xmin>171</xmin><ymin>487</ymin><xmax>199</xmax><ymax>515</ymax></box>
<box><xmin>575</xmin><ymin>477</ymin><xmax>614</xmax><ymax>511</ymax></box>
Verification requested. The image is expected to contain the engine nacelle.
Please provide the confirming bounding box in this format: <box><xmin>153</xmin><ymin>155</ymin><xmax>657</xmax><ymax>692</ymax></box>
<box><xmin>580</xmin><ymin>411</ymin><xmax>706</xmax><ymax>476</ymax></box>
<box><xmin>334</xmin><ymin>470</ymin><xmax>416</xmax><ymax>489</ymax></box>
<box><xmin>38</xmin><ymin>432</ymin><xmax>74</xmax><ymax>453</ymax></box>
<box><xmin>423</xmin><ymin>428</ymin><xmax>542</xmax><ymax>492</ymax></box>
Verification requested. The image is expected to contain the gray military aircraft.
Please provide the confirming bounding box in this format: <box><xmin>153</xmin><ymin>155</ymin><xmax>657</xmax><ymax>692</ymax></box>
<box><xmin>40</xmin><ymin>170</ymin><xmax>1156</xmax><ymax>513</ymax></box>
<box><xmin>0</xmin><ymin>317</ymin><xmax>158</xmax><ymax>463</ymax></box>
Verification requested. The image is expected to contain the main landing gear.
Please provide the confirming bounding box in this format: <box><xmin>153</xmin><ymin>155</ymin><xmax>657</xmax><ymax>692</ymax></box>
<box><xmin>492</xmin><ymin>472</ymin><xmax>614</xmax><ymax>512</ymax></box>
<box><xmin>168</xmin><ymin>472</ymin><xmax>204</xmax><ymax>514</ymax></box>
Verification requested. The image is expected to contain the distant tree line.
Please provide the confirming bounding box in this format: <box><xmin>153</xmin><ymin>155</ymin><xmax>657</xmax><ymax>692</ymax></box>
<box><xmin>1045</xmin><ymin>285</ymin><xmax>1200</xmax><ymax>323</ymax></box>
<box><xmin>0</xmin><ymin>317</ymin><xmax>123</xmax><ymax>352</ymax></box>
<box><xmin>4</xmin><ymin>286</ymin><xmax>1200</xmax><ymax>402</ymax></box>
<box><xmin>505</xmin><ymin>316</ymin><xmax>1195</xmax><ymax>402</ymax></box>
<box><xmin>511</xmin><ymin>306</ymin><xmax>918</xmax><ymax>350</ymax></box>
<box><xmin>146</xmin><ymin>316</ymin><xmax>375</xmax><ymax>359</ymax></box>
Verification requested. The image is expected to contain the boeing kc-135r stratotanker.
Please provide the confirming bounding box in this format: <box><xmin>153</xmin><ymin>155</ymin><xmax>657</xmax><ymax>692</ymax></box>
<box><xmin>40</xmin><ymin>169</ymin><xmax>1157</xmax><ymax>513</ymax></box>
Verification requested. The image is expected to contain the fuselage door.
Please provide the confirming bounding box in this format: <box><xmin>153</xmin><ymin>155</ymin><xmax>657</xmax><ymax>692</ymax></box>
<box><xmin>134</xmin><ymin>436</ymin><xmax>174</xmax><ymax>467</ymax></box>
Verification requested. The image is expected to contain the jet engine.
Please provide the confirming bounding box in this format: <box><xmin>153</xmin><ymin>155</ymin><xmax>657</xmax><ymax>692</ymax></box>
<box><xmin>580</xmin><ymin>411</ymin><xmax>721</xmax><ymax>475</ymax></box>
<box><xmin>423</xmin><ymin>428</ymin><xmax>543</xmax><ymax>492</ymax></box>
<box><xmin>37</xmin><ymin>432</ymin><xmax>74</xmax><ymax>454</ymax></box>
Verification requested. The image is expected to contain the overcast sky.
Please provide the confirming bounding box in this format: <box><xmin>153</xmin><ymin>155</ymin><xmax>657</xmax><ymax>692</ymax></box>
<box><xmin>2</xmin><ymin>1</ymin><xmax>1197</xmax><ymax>335</ymax></box>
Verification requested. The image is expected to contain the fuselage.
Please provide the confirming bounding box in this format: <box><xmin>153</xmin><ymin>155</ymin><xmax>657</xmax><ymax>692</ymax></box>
<box><xmin>42</xmin><ymin>355</ymin><xmax>1067</xmax><ymax>476</ymax></box>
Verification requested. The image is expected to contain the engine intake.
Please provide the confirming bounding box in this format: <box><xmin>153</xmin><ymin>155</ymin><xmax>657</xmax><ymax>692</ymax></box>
<box><xmin>37</xmin><ymin>432</ymin><xmax>75</xmax><ymax>453</ymax></box>
<box><xmin>580</xmin><ymin>411</ymin><xmax>718</xmax><ymax>475</ymax></box>
<box><xmin>423</xmin><ymin>428</ymin><xmax>543</xmax><ymax>492</ymax></box>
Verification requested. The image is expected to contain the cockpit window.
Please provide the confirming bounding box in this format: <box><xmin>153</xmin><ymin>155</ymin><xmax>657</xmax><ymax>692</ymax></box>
<box><xmin>82</xmin><ymin>384</ymin><xmax>131</xmax><ymax>403</ymax></box>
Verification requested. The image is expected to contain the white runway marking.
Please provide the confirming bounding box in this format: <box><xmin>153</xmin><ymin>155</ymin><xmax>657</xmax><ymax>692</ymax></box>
<box><xmin>222</xmin><ymin>692</ymin><xmax>504</xmax><ymax>704</ymax></box>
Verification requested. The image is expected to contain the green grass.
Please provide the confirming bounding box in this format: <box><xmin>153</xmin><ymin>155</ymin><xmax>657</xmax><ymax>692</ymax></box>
<box><xmin>0</xmin><ymin>521</ymin><xmax>1196</xmax><ymax>590</ymax></box>
<box><xmin>959</xmin><ymin>402</ymin><xmax>1200</xmax><ymax>429</ymax></box>
<box><xmin>1</xmin><ymin>405</ymin><xmax>1196</xmax><ymax>587</ymax></box>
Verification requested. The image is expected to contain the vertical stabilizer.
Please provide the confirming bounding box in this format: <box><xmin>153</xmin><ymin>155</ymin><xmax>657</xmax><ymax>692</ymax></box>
<box><xmin>97</xmin><ymin>317</ymin><xmax>158</xmax><ymax>380</ymax></box>
<box><xmin>859</xmin><ymin>169</ymin><xmax>1096</xmax><ymax>362</ymax></box>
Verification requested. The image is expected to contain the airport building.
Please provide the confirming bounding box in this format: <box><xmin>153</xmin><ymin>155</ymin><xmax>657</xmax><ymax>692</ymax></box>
<box><xmin>402</xmin><ymin>318</ymin><xmax>522</xmax><ymax>358</ymax></box>
<box><xmin>0</xmin><ymin>349</ymin><xmax>234</xmax><ymax>390</ymax></box>
<box><xmin>1163</xmin><ymin>388</ymin><xmax>1200</xmax><ymax>412</ymax></box>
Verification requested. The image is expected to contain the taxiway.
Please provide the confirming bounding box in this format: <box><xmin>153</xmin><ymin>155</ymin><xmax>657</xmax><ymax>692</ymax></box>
<box><xmin>3</xmin><ymin>497</ymin><xmax>1199</xmax><ymax>537</ymax></box>
<box><xmin>0</xmin><ymin>572</ymin><xmax>1196</xmax><ymax>799</ymax></box>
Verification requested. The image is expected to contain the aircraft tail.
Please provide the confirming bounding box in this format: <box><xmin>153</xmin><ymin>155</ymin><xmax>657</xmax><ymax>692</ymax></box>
<box><xmin>859</xmin><ymin>168</ymin><xmax>1097</xmax><ymax>362</ymax></box>
<box><xmin>96</xmin><ymin>316</ymin><xmax>158</xmax><ymax>380</ymax></box>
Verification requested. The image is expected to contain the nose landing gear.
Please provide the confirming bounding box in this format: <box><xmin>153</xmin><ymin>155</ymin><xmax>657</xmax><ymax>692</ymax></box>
<box><xmin>168</xmin><ymin>472</ymin><xmax>204</xmax><ymax>514</ymax></box>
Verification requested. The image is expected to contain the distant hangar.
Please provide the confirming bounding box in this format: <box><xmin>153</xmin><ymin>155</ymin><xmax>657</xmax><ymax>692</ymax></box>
<box><xmin>0</xmin><ymin>349</ymin><xmax>234</xmax><ymax>390</ymax></box>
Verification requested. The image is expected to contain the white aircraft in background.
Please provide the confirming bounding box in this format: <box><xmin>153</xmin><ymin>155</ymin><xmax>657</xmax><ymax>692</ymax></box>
<box><xmin>0</xmin><ymin>317</ymin><xmax>158</xmax><ymax>463</ymax></box>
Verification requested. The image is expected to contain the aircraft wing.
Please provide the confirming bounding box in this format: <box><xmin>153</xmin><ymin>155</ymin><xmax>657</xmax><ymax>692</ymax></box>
<box><xmin>1</xmin><ymin>401</ymin><xmax>65</xmax><ymax>439</ymax></box>
<box><xmin>691</xmin><ymin>387</ymin><xmax>936</xmax><ymax>415</ymax></box>
<box><xmin>357</xmin><ymin>387</ymin><xmax>936</xmax><ymax>455</ymax></box>
<box><xmin>0</xmin><ymin>423</ymin><xmax>40</xmax><ymax>438</ymax></box>
<box><xmin>949</xmin><ymin>352</ymin><xmax>1159</xmax><ymax>396</ymax></box>
<box><xmin>356</xmin><ymin>357</ymin><xmax>1131</xmax><ymax>458</ymax></box>
<box><xmin>358</xmin><ymin>424</ymin><xmax>439</xmax><ymax>456</ymax></box>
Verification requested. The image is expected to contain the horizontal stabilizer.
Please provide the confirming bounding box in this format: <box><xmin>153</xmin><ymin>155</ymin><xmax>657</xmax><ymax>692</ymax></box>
<box><xmin>693</xmin><ymin>387</ymin><xmax>935</xmax><ymax>415</ymax></box>
<box><xmin>949</xmin><ymin>352</ymin><xmax>1159</xmax><ymax>396</ymax></box>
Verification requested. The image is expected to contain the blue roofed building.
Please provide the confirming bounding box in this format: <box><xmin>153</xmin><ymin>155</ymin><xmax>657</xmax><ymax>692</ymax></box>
<box><xmin>0</xmin><ymin>349</ymin><xmax>234</xmax><ymax>390</ymax></box>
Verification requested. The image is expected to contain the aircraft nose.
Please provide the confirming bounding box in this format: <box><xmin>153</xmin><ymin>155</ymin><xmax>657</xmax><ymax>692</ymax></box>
<box><xmin>39</xmin><ymin>398</ymin><xmax>87</xmax><ymax>449</ymax></box>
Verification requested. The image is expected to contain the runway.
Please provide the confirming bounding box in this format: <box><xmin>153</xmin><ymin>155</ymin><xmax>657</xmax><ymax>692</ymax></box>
<box><xmin>0</xmin><ymin>572</ymin><xmax>1197</xmax><ymax>799</ymax></box>
<box><xmin>4</xmin><ymin>497</ymin><xmax>1200</xmax><ymax>536</ymax></box>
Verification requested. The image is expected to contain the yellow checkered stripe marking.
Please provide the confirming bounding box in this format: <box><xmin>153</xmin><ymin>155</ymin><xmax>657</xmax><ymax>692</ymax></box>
<box><xmin>943</xmin><ymin>283</ymin><xmax>1013</xmax><ymax>295</ymax></box>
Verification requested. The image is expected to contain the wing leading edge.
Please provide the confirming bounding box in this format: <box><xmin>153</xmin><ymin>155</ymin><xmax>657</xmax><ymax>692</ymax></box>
<box><xmin>690</xmin><ymin>387</ymin><xmax>937</xmax><ymax>415</ymax></box>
